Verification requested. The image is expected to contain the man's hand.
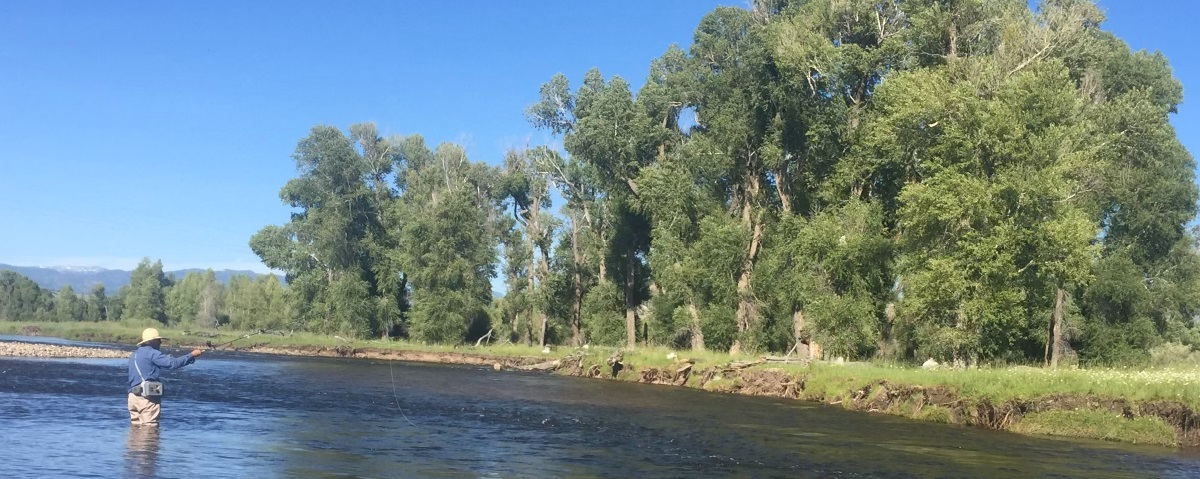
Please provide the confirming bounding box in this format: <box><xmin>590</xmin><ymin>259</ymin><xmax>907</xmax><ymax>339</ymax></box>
<box><xmin>191</xmin><ymin>349</ymin><xmax>204</xmax><ymax>357</ymax></box>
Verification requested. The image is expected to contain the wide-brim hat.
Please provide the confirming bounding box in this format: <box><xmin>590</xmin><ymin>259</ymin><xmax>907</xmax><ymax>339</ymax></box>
<box><xmin>138</xmin><ymin>328</ymin><xmax>165</xmax><ymax>346</ymax></box>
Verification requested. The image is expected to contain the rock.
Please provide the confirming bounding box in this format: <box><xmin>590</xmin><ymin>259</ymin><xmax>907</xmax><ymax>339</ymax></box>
<box><xmin>922</xmin><ymin>358</ymin><xmax>939</xmax><ymax>370</ymax></box>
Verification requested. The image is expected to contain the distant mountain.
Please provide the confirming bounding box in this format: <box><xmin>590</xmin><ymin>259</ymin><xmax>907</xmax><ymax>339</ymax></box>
<box><xmin>0</xmin><ymin>264</ymin><xmax>275</xmax><ymax>292</ymax></box>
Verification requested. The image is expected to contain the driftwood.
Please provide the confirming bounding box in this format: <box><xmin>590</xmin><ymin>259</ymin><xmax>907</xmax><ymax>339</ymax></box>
<box><xmin>726</xmin><ymin>359</ymin><xmax>766</xmax><ymax>370</ymax></box>
<box><xmin>511</xmin><ymin>352</ymin><xmax>586</xmax><ymax>372</ymax></box>
<box><xmin>762</xmin><ymin>356</ymin><xmax>809</xmax><ymax>364</ymax></box>
<box><xmin>515</xmin><ymin>359</ymin><xmax>562</xmax><ymax>371</ymax></box>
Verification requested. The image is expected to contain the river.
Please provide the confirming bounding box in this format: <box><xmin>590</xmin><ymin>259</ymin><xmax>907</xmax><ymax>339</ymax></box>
<box><xmin>1</xmin><ymin>336</ymin><xmax>1197</xmax><ymax>478</ymax></box>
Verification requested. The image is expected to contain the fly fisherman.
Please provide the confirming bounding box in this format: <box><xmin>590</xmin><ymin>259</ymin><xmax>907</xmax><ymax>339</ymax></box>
<box><xmin>127</xmin><ymin>328</ymin><xmax>203</xmax><ymax>426</ymax></box>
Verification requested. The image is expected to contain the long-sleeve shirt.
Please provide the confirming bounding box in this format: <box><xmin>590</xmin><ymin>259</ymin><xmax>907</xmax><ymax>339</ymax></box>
<box><xmin>127</xmin><ymin>345</ymin><xmax>196</xmax><ymax>391</ymax></box>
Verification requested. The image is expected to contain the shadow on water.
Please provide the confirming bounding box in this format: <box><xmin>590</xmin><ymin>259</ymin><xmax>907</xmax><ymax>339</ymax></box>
<box><xmin>2</xmin><ymin>337</ymin><xmax>1199</xmax><ymax>478</ymax></box>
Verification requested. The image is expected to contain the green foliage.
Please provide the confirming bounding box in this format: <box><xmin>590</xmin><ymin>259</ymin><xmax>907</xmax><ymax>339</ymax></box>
<box><xmin>251</xmin><ymin>124</ymin><xmax>406</xmax><ymax>338</ymax></box>
<box><xmin>581</xmin><ymin>280</ymin><xmax>625</xmax><ymax>346</ymax></box>
<box><xmin>165</xmin><ymin>270</ymin><xmax>224</xmax><ymax>327</ymax></box>
<box><xmin>0</xmin><ymin>271</ymin><xmax>53</xmax><ymax>322</ymax></box>
<box><xmin>217</xmin><ymin>0</ymin><xmax>1200</xmax><ymax>363</ymax></box>
<box><xmin>122</xmin><ymin>258</ymin><xmax>170</xmax><ymax>324</ymax></box>
<box><xmin>757</xmin><ymin>201</ymin><xmax>892</xmax><ymax>358</ymax></box>
<box><xmin>224</xmin><ymin>274</ymin><xmax>292</xmax><ymax>331</ymax></box>
<box><xmin>395</xmin><ymin>141</ymin><xmax>497</xmax><ymax>344</ymax></box>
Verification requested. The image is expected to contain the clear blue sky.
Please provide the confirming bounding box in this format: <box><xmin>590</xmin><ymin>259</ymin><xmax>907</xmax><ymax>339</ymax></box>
<box><xmin>1</xmin><ymin>0</ymin><xmax>1197</xmax><ymax>273</ymax></box>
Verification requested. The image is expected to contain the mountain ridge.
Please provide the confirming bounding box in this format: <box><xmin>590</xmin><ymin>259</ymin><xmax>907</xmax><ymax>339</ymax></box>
<box><xmin>0</xmin><ymin>263</ymin><xmax>275</xmax><ymax>292</ymax></box>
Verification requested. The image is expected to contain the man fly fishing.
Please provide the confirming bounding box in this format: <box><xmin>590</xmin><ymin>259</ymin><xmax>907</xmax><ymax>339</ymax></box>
<box><xmin>127</xmin><ymin>328</ymin><xmax>203</xmax><ymax>427</ymax></box>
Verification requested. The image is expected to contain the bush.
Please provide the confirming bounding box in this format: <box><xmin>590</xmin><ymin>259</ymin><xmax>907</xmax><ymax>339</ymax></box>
<box><xmin>1149</xmin><ymin>342</ymin><xmax>1200</xmax><ymax>367</ymax></box>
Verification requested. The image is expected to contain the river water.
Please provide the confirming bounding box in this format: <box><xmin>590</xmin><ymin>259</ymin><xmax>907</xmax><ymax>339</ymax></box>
<box><xmin>1</xmin><ymin>336</ymin><xmax>1197</xmax><ymax>478</ymax></box>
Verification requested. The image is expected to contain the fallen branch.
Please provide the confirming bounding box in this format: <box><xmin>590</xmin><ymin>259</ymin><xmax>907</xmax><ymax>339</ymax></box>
<box><xmin>762</xmin><ymin>356</ymin><xmax>809</xmax><ymax>364</ymax></box>
<box><xmin>475</xmin><ymin>329</ymin><xmax>494</xmax><ymax>347</ymax></box>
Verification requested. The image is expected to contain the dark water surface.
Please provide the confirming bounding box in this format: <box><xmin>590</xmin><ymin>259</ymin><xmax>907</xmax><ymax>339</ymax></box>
<box><xmin>2</xmin><ymin>337</ymin><xmax>1198</xmax><ymax>478</ymax></box>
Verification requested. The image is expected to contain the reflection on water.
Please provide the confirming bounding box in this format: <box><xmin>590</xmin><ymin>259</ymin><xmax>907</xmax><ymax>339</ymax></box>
<box><xmin>124</xmin><ymin>426</ymin><xmax>159</xmax><ymax>478</ymax></box>
<box><xmin>2</xmin><ymin>339</ymin><xmax>1199</xmax><ymax>478</ymax></box>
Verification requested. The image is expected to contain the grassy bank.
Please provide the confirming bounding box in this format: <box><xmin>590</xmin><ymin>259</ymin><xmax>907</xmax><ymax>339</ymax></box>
<box><xmin>3</xmin><ymin>321</ymin><xmax>1195</xmax><ymax>447</ymax></box>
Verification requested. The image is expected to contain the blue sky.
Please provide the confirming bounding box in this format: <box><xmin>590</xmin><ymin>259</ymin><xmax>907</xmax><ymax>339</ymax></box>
<box><xmin>0</xmin><ymin>0</ymin><xmax>1197</xmax><ymax>273</ymax></box>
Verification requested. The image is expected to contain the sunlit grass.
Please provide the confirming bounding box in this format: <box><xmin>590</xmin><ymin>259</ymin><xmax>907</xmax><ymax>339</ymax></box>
<box><xmin>776</xmin><ymin>362</ymin><xmax>1200</xmax><ymax>410</ymax></box>
<box><xmin>1009</xmin><ymin>410</ymin><xmax>1177</xmax><ymax>447</ymax></box>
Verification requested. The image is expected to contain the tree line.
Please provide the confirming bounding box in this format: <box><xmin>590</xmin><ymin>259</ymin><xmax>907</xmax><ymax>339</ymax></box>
<box><xmin>249</xmin><ymin>0</ymin><xmax>1200</xmax><ymax>365</ymax></box>
<box><xmin>0</xmin><ymin>260</ymin><xmax>289</xmax><ymax>329</ymax></box>
<box><xmin>5</xmin><ymin>1</ymin><xmax>1197</xmax><ymax>366</ymax></box>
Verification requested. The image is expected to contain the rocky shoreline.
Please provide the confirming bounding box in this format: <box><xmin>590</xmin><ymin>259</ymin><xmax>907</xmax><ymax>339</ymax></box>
<box><xmin>0</xmin><ymin>341</ymin><xmax>129</xmax><ymax>359</ymax></box>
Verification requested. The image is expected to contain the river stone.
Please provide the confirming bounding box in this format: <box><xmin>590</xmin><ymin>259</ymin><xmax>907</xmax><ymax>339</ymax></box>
<box><xmin>0</xmin><ymin>341</ymin><xmax>127</xmax><ymax>359</ymax></box>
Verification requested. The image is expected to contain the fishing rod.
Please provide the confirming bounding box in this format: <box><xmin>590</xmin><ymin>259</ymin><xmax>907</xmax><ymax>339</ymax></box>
<box><xmin>205</xmin><ymin>329</ymin><xmax>265</xmax><ymax>350</ymax></box>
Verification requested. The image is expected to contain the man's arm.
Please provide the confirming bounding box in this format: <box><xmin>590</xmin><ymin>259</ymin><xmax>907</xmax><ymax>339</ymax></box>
<box><xmin>149</xmin><ymin>348</ymin><xmax>198</xmax><ymax>369</ymax></box>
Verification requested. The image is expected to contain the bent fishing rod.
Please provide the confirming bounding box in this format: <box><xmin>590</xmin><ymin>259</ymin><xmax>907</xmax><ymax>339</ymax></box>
<box><xmin>205</xmin><ymin>329</ymin><xmax>265</xmax><ymax>350</ymax></box>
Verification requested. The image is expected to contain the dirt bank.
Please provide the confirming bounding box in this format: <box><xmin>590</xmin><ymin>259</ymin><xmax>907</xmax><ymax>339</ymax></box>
<box><xmin>596</xmin><ymin>358</ymin><xmax>1200</xmax><ymax>448</ymax></box>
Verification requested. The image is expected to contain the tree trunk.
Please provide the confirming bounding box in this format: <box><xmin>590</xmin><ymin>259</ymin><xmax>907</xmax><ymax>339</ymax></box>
<box><xmin>947</xmin><ymin>18</ymin><xmax>958</xmax><ymax>60</ymax></box>
<box><xmin>625</xmin><ymin>251</ymin><xmax>637</xmax><ymax>349</ymax></box>
<box><xmin>570</xmin><ymin>213</ymin><xmax>583</xmax><ymax>347</ymax></box>
<box><xmin>792</xmin><ymin>309</ymin><xmax>805</xmax><ymax>352</ymax></box>
<box><xmin>731</xmin><ymin>170</ymin><xmax>763</xmax><ymax>354</ymax></box>
<box><xmin>538</xmin><ymin>247</ymin><xmax>551</xmax><ymax>347</ymax></box>
<box><xmin>525</xmin><ymin>214</ymin><xmax>538</xmax><ymax>347</ymax></box>
<box><xmin>598</xmin><ymin>213</ymin><xmax>607</xmax><ymax>283</ymax></box>
<box><xmin>688</xmin><ymin>301</ymin><xmax>705</xmax><ymax>351</ymax></box>
<box><xmin>1050</xmin><ymin>286</ymin><xmax>1065</xmax><ymax>368</ymax></box>
<box><xmin>775</xmin><ymin>167</ymin><xmax>792</xmax><ymax>213</ymax></box>
<box><xmin>732</xmin><ymin>210</ymin><xmax>763</xmax><ymax>354</ymax></box>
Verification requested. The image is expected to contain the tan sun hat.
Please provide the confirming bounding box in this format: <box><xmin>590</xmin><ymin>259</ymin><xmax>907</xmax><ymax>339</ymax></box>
<box><xmin>138</xmin><ymin>328</ymin><xmax>165</xmax><ymax>346</ymax></box>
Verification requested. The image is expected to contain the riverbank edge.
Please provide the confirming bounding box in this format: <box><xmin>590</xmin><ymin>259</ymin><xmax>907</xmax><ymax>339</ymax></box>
<box><xmin>3</xmin><ymin>323</ymin><xmax>1194</xmax><ymax>448</ymax></box>
<box><xmin>235</xmin><ymin>346</ymin><xmax>1199</xmax><ymax>448</ymax></box>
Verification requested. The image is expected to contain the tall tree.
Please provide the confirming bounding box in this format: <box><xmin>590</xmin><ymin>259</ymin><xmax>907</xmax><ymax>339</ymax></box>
<box><xmin>89</xmin><ymin>284</ymin><xmax>108</xmax><ymax>322</ymax></box>
<box><xmin>499</xmin><ymin>147</ymin><xmax>557</xmax><ymax>346</ymax></box>
<box><xmin>0</xmin><ymin>271</ymin><xmax>52</xmax><ymax>322</ymax></box>
<box><xmin>394</xmin><ymin>139</ymin><xmax>498</xmax><ymax>343</ymax></box>
<box><xmin>251</xmin><ymin>124</ymin><xmax>399</xmax><ymax>338</ymax></box>
<box><xmin>123</xmin><ymin>258</ymin><xmax>170</xmax><ymax>323</ymax></box>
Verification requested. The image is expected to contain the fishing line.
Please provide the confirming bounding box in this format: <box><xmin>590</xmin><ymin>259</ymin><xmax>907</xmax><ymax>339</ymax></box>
<box><xmin>389</xmin><ymin>361</ymin><xmax>418</xmax><ymax>427</ymax></box>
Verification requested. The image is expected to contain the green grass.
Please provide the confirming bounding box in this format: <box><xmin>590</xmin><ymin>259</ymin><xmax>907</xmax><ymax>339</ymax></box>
<box><xmin>773</xmin><ymin>361</ymin><xmax>1200</xmax><ymax>411</ymax></box>
<box><xmin>912</xmin><ymin>405</ymin><xmax>953</xmax><ymax>424</ymax></box>
<box><xmin>1009</xmin><ymin>410</ymin><xmax>1177</xmax><ymax>447</ymax></box>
